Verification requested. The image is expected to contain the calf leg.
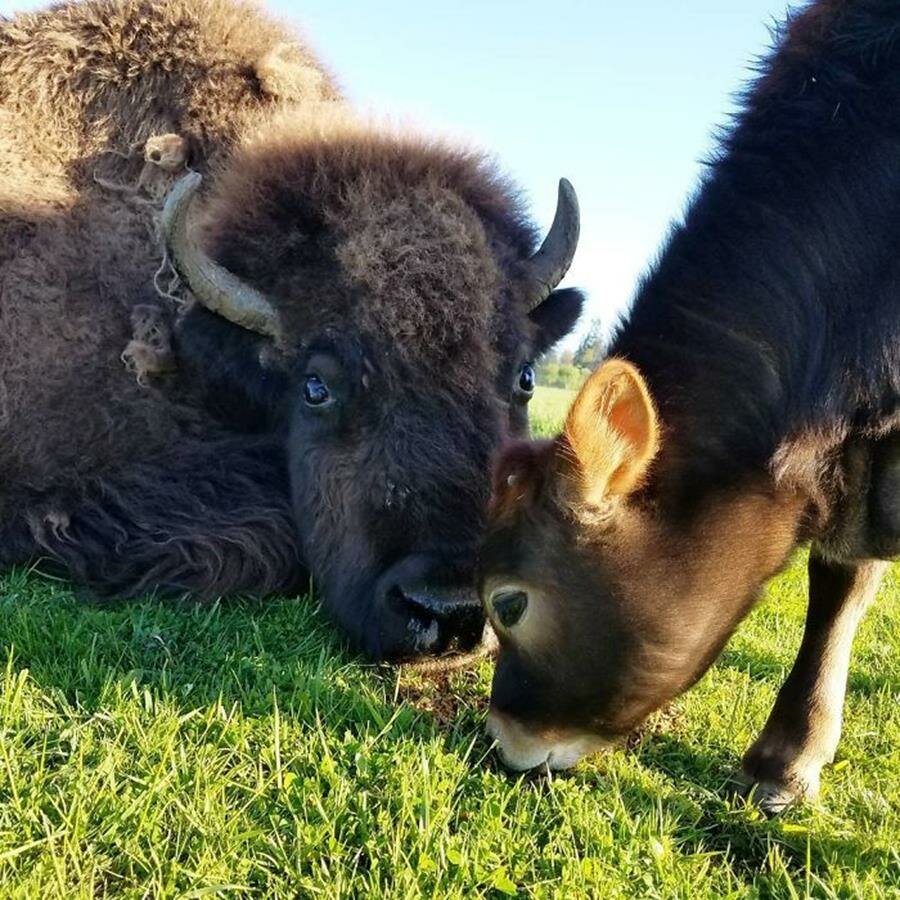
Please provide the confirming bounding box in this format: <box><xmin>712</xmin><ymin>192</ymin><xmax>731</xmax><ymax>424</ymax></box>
<box><xmin>739</xmin><ymin>550</ymin><xmax>888</xmax><ymax>813</ymax></box>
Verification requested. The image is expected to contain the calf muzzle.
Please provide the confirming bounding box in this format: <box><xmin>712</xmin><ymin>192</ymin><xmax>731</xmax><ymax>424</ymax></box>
<box><xmin>487</xmin><ymin>709</ymin><xmax>610</xmax><ymax>772</ymax></box>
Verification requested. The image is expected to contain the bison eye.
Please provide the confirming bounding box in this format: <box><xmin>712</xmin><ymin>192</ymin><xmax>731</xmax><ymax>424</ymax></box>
<box><xmin>491</xmin><ymin>589</ymin><xmax>528</xmax><ymax>628</ymax></box>
<box><xmin>303</xmin><ymin>374</ymin><xmax>331</xmax><ymax>407</ymax></box>
<box><xmin>516</xmin><ymin>363</ymin><xmax>536</xmax><ymax>398</ymax></box>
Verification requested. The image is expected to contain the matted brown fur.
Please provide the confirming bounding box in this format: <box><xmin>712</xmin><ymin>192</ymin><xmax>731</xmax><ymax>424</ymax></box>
<box><xmin>0</xmin><ymin>0</ymin><xmax>338</xmax><ymax>500</ymax></box>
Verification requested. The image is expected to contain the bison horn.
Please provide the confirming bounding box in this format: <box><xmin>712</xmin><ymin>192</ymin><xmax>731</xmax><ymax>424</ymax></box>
<box><xmin>161</xmin><ymin>172</ymin><xmax>282</xmax><ymax>340</ymax></box>
<box><xmin>521</xmin><ymin>178</ymin><xmax>580</xmax><ymax>313</ymax></box>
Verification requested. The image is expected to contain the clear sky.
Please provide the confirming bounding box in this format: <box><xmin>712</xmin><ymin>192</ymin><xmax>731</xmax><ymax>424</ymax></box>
<box><xmin>1</xmin><ymin>0</ymin><xmax>794</xmax><ymax>342</ymax></box>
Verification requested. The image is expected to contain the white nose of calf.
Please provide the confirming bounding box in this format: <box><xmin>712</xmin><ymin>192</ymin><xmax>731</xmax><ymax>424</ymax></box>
<box><xmin>486</xmin><ymin>710</ymin><xmax>608</xmax><ymax>772</ymax></box>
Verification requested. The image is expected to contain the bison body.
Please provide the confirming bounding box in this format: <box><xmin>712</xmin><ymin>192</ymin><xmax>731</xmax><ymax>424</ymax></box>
<box><xmin>0</xmin><ymin>0</ymin><xmax>582</xmax><ymax>659</ymax></box>
<box><xmin>479</xmin><ymin>0</ymin><xmax>899</xmax><ymax>810</ymax></box>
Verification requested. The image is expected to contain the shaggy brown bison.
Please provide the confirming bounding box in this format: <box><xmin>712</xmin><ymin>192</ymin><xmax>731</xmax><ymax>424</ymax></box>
<box><xmin>478</xmin><ymin>0</ymin><xmax>899</xmax><ymax>811</ymax></box>
<box><xmin>0</xmin><ymin>0</ymin><xmax>583</xmax><ymax>660</ymax></box>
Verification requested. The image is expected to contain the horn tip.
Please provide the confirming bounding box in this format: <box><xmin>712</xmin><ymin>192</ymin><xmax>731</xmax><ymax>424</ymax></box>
<box><xmin>558</xmin><ymin>178</ymin><xmax>578</xmax><ymax>210</ymax></box>
<box><xmin>167</xmin><ymin>170</ymin><xmax>203</xmax><ymax>205</ymax></box>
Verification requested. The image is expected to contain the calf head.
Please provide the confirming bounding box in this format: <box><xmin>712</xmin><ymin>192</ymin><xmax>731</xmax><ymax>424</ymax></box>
<box><xmin>162</xmin><ymin>117</ymin><xmax>583</xmax><ymax>659</ymax></box>
<box><xmin>479</xmin><ymin>360</ymin><xmax>803</xmax><ymax>770</ymax></box>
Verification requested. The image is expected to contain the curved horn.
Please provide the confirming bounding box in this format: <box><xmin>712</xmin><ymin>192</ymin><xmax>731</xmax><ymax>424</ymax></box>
<box><xmin>161</xmin><ymin>172</ymin><xmax>281</xmax><ymax>339</ymax></box>
<box><xmin>521</xmin><ymin>178</ymin><xmax>580</xmax><ymax>313</ymax></box>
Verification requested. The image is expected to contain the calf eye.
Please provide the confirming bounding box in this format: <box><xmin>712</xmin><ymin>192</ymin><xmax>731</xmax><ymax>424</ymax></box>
<box><xmin>304</xmin><ymin>374</ymin><xmax>331</xmax><ymax>407</ymax></box>
<box><xmin>516</xmin><ymin>363</ymin><xmax>536</xmax><ymax>398</ymax></box>
<box><xmin>491</xmin><ymin>589</ymin><xmax>528</xmax><ymax>628</ymax></box>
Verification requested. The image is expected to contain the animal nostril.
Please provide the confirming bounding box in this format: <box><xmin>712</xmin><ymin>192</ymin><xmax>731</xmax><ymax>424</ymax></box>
<box><xmin>382</xmin><ymin>585</ymin><xmax>441</xmax><ymax>656</ymax></box>
<box><xmin>386</xmin><ymin>583</ymin><xmax>485</xmax><ymax>654</ymax></box>
<box><xmin>385</xmin><ymin>584</ymin><xmax>433</xmax><ymax>625</ymax></box>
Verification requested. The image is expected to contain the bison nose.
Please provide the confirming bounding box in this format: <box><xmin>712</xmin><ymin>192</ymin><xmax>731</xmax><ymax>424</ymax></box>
<box><xmin>378</xmin><ymin>581</ymin><xmax>485</xmax><ymax>660</ymax></box>
<box><xmin>371</xmin><ymin>554</ymin><xmax>486</xmax><ymax>660</ymax></box>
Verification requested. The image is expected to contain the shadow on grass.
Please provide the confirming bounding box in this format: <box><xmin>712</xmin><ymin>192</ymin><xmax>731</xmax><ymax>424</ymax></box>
<box><xmin>0</xmin><ymin>567</ymin><xmax>438</xmax><ymax>745</ymax></box>
<box><xmin>717</xmin><ymin>644</ymin><xmax>789</xmax><ymax>682</ymax></box>
<box><xmin>611</xmin><ymin>731</ymin><xmax>895</xmax><ymax>888</ymax></box>
<box><xmin>719</xmin><ymin>642</ymin><xmax>900</xmax><ymax>698</ymax></box>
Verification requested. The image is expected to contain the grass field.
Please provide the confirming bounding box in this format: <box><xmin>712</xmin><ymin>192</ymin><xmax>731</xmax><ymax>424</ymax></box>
<box><xmin>0</xmin><ymin>386</ymin><xmax>898</xmax><ymax>897</ymax></box>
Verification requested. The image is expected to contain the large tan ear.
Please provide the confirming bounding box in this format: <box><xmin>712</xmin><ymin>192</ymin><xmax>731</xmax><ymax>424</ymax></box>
<box><xmin>564</xmin><ymin>359</ymin><xmax>659</xmax><ymax>504</ymax></box>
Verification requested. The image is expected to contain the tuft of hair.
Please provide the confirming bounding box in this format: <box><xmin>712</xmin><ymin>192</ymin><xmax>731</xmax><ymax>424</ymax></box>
<box><xmin>255</xmin><ymin>42</ymin><xmax>330</xmax><ymax>101</ymax></box>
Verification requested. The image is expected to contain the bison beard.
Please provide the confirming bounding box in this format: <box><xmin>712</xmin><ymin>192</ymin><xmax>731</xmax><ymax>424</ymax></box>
<box><xmin>0</xmin><ymin>0</ymin><xmax>583</xmax><ymax>659</ymax></box>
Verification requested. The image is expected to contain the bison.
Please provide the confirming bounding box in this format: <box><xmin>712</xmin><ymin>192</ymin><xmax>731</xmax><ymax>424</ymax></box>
<box><xmin>478</xmin><ymin>0</ymin><xmax>899</xmax><ymax>812</ymax></box>
<box><xmin>0</xmin><ymin>0</ymin><xmax>583</xmax><ymax>660</ymax></box>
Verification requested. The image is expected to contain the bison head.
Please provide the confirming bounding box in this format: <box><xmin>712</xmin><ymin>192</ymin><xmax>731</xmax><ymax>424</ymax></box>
<box><xmin>161</xmin><ymin>120</ymin><xmax>582</xmax><ymax>660</ymax></box>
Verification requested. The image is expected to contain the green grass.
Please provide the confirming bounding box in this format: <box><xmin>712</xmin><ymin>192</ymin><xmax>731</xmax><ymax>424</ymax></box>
<box><xmin>527</xmin><ymin>385</ymin><xmax>576</xmax><ymax>437</ymax></box>
<box><xmin>0</xmin><ymin>385</ymin><xmax>898</xmax><ymax>897</ymax></box>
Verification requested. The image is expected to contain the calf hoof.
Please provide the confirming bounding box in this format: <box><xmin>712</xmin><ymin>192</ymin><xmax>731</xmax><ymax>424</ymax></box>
<box><xmin>734</xmin><ymin>767</ymin><xmax>820</xmax><ymax>816</ymax></box>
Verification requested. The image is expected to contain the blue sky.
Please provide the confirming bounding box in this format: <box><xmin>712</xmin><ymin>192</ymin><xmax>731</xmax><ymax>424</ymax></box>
<box><xmin>2</xmin><ymin>0</ymin><xmax>794</xmax><ymax>341</ymax></box>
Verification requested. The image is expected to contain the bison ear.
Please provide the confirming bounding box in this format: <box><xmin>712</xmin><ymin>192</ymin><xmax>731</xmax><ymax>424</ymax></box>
<box><xmin>530</xmin><ymin>288</ymin><xmax>584</xmax><ymax>357</ymax></box>
<box><xmin>564</xmin><ymin>359</ymin><xmax>659</xmax><ymax>504</ymax></box>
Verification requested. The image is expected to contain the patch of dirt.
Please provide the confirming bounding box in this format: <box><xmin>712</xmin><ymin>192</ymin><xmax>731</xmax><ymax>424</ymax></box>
<box><xmin>625</xmin><ymin>704</ymin><xmax>684</xmax><ymax>751</ymax></box>
<box><xmin>395</xmin><ymin>666</ymin><xmax>489</xmax><ymax>727</ymax></box>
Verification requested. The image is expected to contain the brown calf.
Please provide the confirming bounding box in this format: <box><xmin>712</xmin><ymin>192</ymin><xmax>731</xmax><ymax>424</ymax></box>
<box><xmin>477</xmin><ymin>0</ymin><xmax>900</xmax><ymax>812</ymax></box>
<box><xmin>479</xmin><ymin>361</ymin><xmax>897</xmax><ymax>812</ymax></box>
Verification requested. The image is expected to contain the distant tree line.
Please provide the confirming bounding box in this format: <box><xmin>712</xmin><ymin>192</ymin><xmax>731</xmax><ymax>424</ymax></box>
<box><xmin>536</xmin><ymin>318</ymin><xmax>603</xmax><ymax>391</ymax></box>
